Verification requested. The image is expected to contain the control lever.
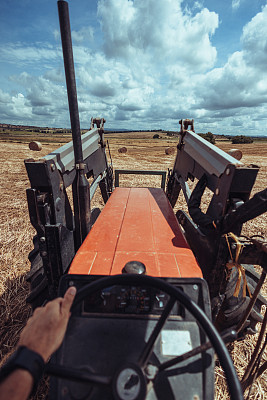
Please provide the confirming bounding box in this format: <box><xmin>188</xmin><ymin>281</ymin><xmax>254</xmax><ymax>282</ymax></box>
<box><xmin>159</xmin><ymin>329</ymin><xmax>237</xmax><ymax>371</ymax></box>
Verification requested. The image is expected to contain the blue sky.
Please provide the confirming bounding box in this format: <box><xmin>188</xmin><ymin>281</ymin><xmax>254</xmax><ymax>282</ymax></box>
<box><xmin>0</xmin><ymin>0</ymin><xmax>267</xmax><ymax>135</ymax></box>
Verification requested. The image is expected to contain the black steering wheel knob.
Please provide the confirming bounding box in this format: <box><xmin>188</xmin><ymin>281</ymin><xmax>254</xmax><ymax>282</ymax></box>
<box><xmin>122</xmin><ymin>261</ymin><xmax>146</xmax><ymax>275</ymax></box>
<box><xmin>113</xmin><ymin>363</ymin><xmax>146</xmax><ymax>400</ymax></box>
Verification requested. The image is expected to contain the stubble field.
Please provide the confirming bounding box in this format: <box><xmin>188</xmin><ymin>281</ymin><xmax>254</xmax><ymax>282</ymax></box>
<box><xmin>0</xmin><ymin>131</ymin><xmax>266</xmax><ymax>399</ymax></box>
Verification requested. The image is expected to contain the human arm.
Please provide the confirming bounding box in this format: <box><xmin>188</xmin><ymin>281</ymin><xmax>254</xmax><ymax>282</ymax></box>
<box><xmin>0</xmin><ymin>286</ymin><xmax>76</xmax><ymax>399</ymax></box>
<box><xmin>0</xmin><ymin>370</ymin><xmax>33</xmax><ymax>400</ymax></box>
<box><xmin>18</xmin><ymin>286</ymin><xmax>77</xmax><ymax>362</ymax></box>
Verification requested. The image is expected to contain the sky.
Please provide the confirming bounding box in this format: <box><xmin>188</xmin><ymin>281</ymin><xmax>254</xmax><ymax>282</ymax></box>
<box><xmin>0</xmin><ymin>0</ymin><xmax>267</xmax><ymax>135</ymax></box>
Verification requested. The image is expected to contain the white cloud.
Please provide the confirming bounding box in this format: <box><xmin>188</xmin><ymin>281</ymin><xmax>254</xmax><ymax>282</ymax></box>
<box><xmin>241</xmin><ymin>5</ymin><xmax>267</xmax><ymax>70</ymax></box>
<box><xmin>0</xmin><ymin>91</ymin><xmax>31</xmax><ymax>122</ymax></box>
<box><xmin>53</xmin><ymin>27</ymin><xmax>95</xmax><ymax>44</ymax></box>
<box><xmin>78</xmin><ymin>63</ymin><xmax>120</xmax><ymax>97</ymax></box>
<box><xmin>0</xmin><ymin>0</ymin><xmax>219</xmax><ymax>129</ymax></box>
<box><xmin>72</xmin><ymin>27</ymin><xmax>94</xmax><ymax>43</ymax></box>
<box><xmin>1</xmin><ymin>1</ymin><xmax>267</xmax><ymax>135</ymax></box>
<box><xmin>10</xmin><ymin>72</ymin><xmax>66</xmax><ymax>107</ymax></box>
<box><xmin>1</xmin><ymin>72</ymin><xmax>70</xmax><ymax>126</ymax></box>
<box><xmin>231</xmin><ymin>119</ymin><xmax>243</xmax><ymax>126</ymax></box>
<box><xmin>44</xmin><ymin>68</ymin><xmax>65</xmax><ymax>83</ymax></box>
<box><xmin>53</xmin><ymin>30</ymin><xmax>60</xmax><ymax>41</ymax></box>
<box><xmin>0</xmin><ymin>43</ymin><xmax>59</xmax><ymax>65</ymax></box>
<box><xmin>118</xmin><ymin>88</ymin><xmax>152</xmax><ymax>111</ymax></box>
<box><xmin>73</xmin><ymin>45</ymin><xmax>93</xmax><ymax>65</ymax></box>
<box><xmin>97</xmin><ymin>0</ymin><xmax>218</xmax><ymax>72</ymax></box>
<box><xmin>76</xmin><ymin>0</ymin><xmax>218</xmax><ymax>129</ymax></box>
<box><xmin>232</xmin><ymin>0</ymin><xmax>241</xmax><ymax>10</ymax></box>
<box><xmin>191</xmin><ymin>4</ymin><xmax>267</xmax><ymax>132</ymax></box>
<box><xmin>0</xmin><ymin>89</ymin><xmax>10</xmax><ymax>104</ymax></box>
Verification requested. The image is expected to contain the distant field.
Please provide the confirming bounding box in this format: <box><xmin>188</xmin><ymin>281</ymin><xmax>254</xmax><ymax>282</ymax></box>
<box><xmin>0</xmin><ymin>129</ymin><xmax>73</xmax><ymax>144</ymax></box>
<box><xmin>0</xmin><ymin>132</ymin><xmax>266</xmax><ymax>399</ymax></box>
<box><xmin>1</xmin><ymin>128</ymin><xmax>267</xmax><ymax>144</ymax></box>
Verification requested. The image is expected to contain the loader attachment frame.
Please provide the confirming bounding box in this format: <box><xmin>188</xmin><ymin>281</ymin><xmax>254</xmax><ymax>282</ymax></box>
<box><xmin>166</xmin><ymin>119</ymin><xmax>267</xmax><ymax>337</ymax></box>
<box><xmin>114</xmin><ymin>169</ymin><xmax>167</xmax><ymax>189</ymax></box>
<box><xmin>25</xmin><ymin>121</ymin><xmax>113</xmax><ymax>302</ymax></box>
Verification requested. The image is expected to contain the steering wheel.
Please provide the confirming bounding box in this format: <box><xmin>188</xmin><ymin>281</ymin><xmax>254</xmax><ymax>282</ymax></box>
<box><xmin>46</xmin><ymin>274</ymin><xmax>243</xmax><ymax>400</ymax></box>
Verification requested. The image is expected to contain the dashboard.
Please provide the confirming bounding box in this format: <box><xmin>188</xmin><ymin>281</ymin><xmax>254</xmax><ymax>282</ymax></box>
<box><xmin>82</xmin><ymin>285</ymin><xmax>182</xmax><ymax>317</ymax></box>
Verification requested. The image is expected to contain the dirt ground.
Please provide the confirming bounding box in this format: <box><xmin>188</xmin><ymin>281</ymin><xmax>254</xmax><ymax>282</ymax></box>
<box><xmin>0</xmin><ymin>132</ymin><xmax>266</xmax><ymax>399</ymax></box>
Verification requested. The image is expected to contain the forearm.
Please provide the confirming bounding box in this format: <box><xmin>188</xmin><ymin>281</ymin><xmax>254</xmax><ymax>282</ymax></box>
<box><xmin>0</xmin><ymin>369</ymin><xmax>33</xmax><ymax>400</ymax></box>
<box><xmin>0</xmin><ymin>287</ymin><xmax>76</xmax><ymax>400</ymax></box>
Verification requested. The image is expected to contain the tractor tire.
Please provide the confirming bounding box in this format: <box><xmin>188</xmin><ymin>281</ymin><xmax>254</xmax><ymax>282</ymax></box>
<box><xmin>26</xmin><ymin>236</ymin><xmax>50</xmax><ymax>310</ymax></box>
<box><xmin>215</xmin><ymin>264</ymin><xmax>267</xmax><ymax>338</ymax></box>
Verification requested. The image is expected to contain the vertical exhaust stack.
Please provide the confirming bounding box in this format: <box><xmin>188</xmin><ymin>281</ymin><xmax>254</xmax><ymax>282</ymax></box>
<box><xmin>57</xmin><ymin>0</ymin><xmax>91</xmax><ymax>249</ymax></box>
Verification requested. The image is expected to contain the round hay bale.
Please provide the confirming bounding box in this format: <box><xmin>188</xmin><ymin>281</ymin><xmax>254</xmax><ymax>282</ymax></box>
<box><xmin>29</xmin><ymin>141</ymin><xmax>42</xmax><ymax>151</ymax></box>
<box><xmin>118</xmin><ymin>147</ymin><xmax>127</xmax><ymax>154</ymax></box>
<box><xmin>165</xmin><ymin>147</ymin><xmax>175</xmax><ymax>155</ymax></box>
<box><xmin>227</xmin><ymin>148</ymin><xmax>242</xmax><ymax>161</ymax></box>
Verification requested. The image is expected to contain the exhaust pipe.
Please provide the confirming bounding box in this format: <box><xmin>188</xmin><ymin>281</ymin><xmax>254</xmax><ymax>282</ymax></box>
<box><xmin>58</xmin><ymin>0</ymin><xmax>91</xmax><ymax>248</ymax></box>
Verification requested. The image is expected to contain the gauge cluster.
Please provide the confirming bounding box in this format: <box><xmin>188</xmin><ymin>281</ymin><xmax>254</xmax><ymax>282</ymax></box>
<box><xmin>82</xmin><ymin>285</ymin><xmax>182</xmax><ymax>317</ymax></box>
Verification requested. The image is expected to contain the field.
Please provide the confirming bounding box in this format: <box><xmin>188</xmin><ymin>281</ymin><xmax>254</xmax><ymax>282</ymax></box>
<box><xmin>0</xmin><ymin>130</ymin><xmax>266</xmax><ymax>399</ymax></box>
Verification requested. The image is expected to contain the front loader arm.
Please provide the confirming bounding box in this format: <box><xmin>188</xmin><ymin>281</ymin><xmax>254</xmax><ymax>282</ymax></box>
<box><xmin>25</xmin><ymin>121</ymin><xmax>113</xmax><ymax>305</ymax></box>
<box><xmin>167</xmin><ymin>119</ymin><xmax>267</xmax><ymax>339</ymax></box>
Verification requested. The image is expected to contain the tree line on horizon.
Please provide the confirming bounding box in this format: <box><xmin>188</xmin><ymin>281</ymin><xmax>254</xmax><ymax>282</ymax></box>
<box><xmin>0</xmin><ymin>124</ymin><xmax>257</xmax><ymax>144</ymax></box>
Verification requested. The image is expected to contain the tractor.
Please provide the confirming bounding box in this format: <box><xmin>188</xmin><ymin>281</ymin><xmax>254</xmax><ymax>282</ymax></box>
<box><xmin>24</xmin><ymin>2</ymin><xmax>267</xmax><ymax>399</ymax></box>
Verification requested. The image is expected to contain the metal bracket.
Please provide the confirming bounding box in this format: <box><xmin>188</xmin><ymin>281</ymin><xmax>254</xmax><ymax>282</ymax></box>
<box><xmin>179</xmin><ymin>118</ymin><xmax>195</xmax><ymax>134</ymax></box>
<box><xmin>114</xmin><ymin>169</ymin><xmax>167</xmax><ymax>190</ymax></box>
<box><xmin>90</xmin><ymin>117</ymin><xmax>106</xmax><ymax>147</ymax></box>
